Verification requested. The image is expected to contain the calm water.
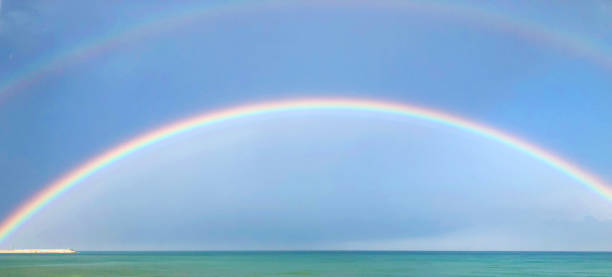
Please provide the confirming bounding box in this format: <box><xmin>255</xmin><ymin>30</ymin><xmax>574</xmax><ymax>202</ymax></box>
<box><xmin>1</xmin><ymin>251</ymin><xmax>611</xmax><ymax>276</ymax></box>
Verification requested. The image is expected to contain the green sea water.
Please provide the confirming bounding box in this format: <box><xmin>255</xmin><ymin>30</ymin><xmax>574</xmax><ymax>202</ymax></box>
<box><xmin>1</xmin><ymin>251</ymin><xmax>611</xmax><ymax>276</ymax></box>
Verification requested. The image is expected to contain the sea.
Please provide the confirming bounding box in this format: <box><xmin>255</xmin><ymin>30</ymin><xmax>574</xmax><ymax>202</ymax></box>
<box><xmin>0</xmin><ymin>251</ymin><xmax>611</xmax><ymax>276</ymax></box>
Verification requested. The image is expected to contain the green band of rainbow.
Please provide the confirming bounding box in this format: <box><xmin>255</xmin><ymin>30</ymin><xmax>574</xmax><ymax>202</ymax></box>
<box><xmin>0</xmin><ymin>98</ymin><xmax>610</xmax><ymax>244</ymax></box>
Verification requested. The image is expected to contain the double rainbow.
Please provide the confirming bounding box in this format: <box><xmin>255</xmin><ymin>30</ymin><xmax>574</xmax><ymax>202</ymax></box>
<box><xmin>1</xmin><ymin>98</ymin><xmax>610</xmax><ymax>244</ymax></box>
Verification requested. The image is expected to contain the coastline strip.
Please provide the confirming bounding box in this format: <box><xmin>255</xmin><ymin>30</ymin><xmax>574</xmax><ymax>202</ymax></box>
<box><xmin>0</xmin><ymin>249</ymin><xmax>77</xmax><ymax>254</ymax></box>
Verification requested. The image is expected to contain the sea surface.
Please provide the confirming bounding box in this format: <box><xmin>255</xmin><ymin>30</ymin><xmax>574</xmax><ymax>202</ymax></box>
<box><xmin>0</xmin><ymin>251</ymin><xmax>611</xmax><ymax>276</ymax></box>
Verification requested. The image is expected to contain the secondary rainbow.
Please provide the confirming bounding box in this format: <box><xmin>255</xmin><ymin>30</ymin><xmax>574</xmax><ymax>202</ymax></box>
<box><xmin>1</xmin><ymin>98</ymin><xmax>611</xmax><ymax>244</ymax></box>
<box><xmin>1</xmin><ymin>0</ymin><xmax>611</xmax><ymax>104</ymax></box>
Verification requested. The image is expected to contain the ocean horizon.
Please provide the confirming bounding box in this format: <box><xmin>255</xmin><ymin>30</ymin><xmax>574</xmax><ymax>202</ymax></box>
<box><xmin>1</xmin><ymin>250</ymin><xmax>611</xmax><ymax>276</ymax></box>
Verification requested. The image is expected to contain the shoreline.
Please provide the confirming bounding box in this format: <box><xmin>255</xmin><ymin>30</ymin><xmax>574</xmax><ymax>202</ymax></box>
<box><xmin>0</xmin><ymin>249</ymin><xmax>77</xmax><ymax>254</ymax></box>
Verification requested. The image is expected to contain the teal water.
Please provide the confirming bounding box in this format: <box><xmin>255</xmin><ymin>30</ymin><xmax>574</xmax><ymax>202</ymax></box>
<box><xmin>1</xmin><ymin>251</ymin><xmax>611</xmax><ymax>276</ymax></box>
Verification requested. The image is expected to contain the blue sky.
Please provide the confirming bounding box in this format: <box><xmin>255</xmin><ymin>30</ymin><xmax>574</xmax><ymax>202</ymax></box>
<box><xmin>1</xmin><ymin>0</ymin><xmax>611</xmax><ymax>250</ymax></box>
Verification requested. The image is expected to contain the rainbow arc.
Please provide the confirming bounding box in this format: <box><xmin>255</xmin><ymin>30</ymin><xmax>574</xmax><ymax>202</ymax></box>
<box><xmin>1</xmin><ymin>0</ymin><xmax>611</xmax><ymax>104</ymax></box>
<box><xmin>0</xmin><ymin>98</ymin><xmax>610</xmax><ymax>244</ymax></box>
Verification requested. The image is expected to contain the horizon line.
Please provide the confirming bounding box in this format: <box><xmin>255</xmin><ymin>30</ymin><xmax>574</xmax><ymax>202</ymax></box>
<box><xmin>3</xmin><ymin>249</ymin><xmax>612</xmax><ymax>253</ymax></box>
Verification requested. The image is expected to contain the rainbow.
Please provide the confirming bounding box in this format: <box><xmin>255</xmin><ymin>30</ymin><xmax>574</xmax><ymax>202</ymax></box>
<box><xmin>0</xmin><ymin>98</ymin><xmax>611</xmax><ymax>245</ymax></box>
<box><xmin>1</xmin><ymin>0</ymin><xmax>611</xmax><ymax>104</ymax></box>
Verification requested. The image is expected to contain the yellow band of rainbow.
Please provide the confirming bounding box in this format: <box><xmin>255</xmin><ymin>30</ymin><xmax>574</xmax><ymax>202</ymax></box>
<box><xmin>1</xmin><ymin>98</ymin><xmax>610</xmax><ymax>244</ymax></box>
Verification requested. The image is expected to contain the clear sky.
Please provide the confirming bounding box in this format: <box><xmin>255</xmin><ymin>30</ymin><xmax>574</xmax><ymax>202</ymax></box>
<box><xmin>0</xmin><ymin>0</ymin><xmax>611</xmax><ymax>250</ymax></box>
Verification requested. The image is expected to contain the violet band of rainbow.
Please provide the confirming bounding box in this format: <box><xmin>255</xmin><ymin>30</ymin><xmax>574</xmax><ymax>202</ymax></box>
<box><xmin>0</xmin><ymin>98</ymin><xmax>610</xmax><ymax>244</ymax></box>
